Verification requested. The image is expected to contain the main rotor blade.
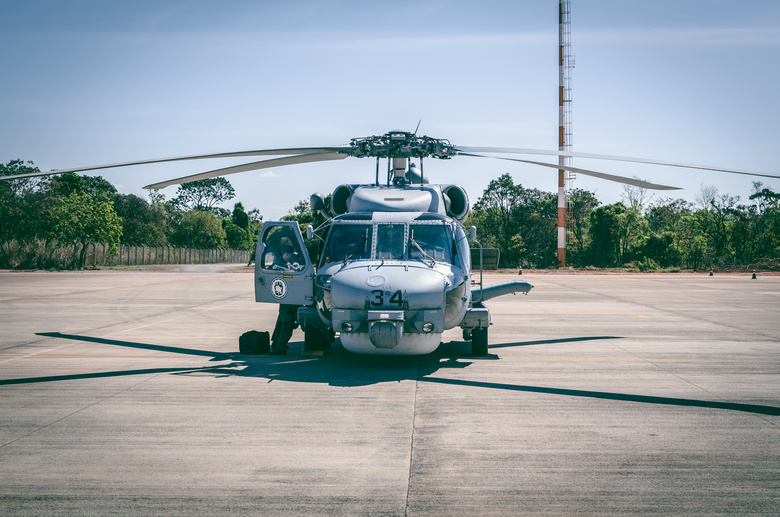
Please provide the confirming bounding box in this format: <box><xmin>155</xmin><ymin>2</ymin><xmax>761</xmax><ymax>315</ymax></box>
<box><xmin>0</xmin><ymin>146</ymin><xmax>351</xmax><ymax>181</ymax></box>
<box><xmin>143</xmin><ymin>152</ymin><xmax>348</xmax><ymax>190</ymax></box>
<box><xmin>459</xmin><ymin>152</ymin><xmax>681</xmax><ymax>190</ymax></box>
<box><xmin>456</xmin><ymin>146</ymin><xmax>780</xmax><ymax>180</ymax></box>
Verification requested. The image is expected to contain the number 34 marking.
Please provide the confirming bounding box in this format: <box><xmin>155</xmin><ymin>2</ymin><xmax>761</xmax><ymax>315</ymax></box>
<box><xmin>370</xmin><ymin>289</ymin><xmax>404</xmax><ymax>307</ymax></box>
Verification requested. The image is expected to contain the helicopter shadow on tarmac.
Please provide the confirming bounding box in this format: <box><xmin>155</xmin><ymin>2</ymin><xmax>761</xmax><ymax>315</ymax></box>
<box><xmin>6</xmin><ymin>332</ymin><xmax>780</xmax><ymax>416</ymax></box>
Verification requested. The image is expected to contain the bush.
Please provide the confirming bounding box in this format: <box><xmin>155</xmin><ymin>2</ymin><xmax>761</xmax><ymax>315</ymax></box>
<box><xmin>637</xmin><ymin>258</ymin><xmax>659</xmax><ymax>272</ymax></box>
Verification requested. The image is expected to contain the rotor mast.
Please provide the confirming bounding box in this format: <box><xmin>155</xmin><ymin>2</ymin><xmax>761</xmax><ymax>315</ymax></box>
<box><xmin>558</xmin><ymin>0</ymin><xmax>575</xmax><ymax>267</ymax></box>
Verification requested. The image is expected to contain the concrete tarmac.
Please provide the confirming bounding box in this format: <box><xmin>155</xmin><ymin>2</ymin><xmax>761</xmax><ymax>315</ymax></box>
<box><xmin>1</xmin><ymin>266</ymin><xmax>778</xmax><ymax>516</ymax></box>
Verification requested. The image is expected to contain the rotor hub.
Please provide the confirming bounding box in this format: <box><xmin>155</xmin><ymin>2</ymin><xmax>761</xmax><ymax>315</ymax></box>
<box><xmin>348</xmin><ymin>131</ymin><xmax>457</xmax><ymax>159</ymax></box>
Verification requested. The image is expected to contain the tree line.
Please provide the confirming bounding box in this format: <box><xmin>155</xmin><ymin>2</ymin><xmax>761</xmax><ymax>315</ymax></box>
<box><xmin>2</xmin><ymin>160</ymin><xmax>778</xmax><ymax>270</ymax></box>
<box><xmin>0</xmin><ymin>160</ymin><xmax>261</xmax><ymax>268</ymax></box>
<box><xmin>466</xmin><ymin>173</ymin><xmax>779</xmax><ymax>270</ymax></box>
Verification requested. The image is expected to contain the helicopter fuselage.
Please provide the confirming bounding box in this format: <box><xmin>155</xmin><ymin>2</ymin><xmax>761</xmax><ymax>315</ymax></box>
<box><xmin>254</xmin><ymin>180</ymin><xmax>532</xmax><ymax>356</ymax></box>
<box><xmin>313</xmin><ymin>210</ymin><xmax>471</xmax><ymax>355</ymax></box>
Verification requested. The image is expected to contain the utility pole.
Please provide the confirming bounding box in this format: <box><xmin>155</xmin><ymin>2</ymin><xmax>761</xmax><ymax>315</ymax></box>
<box><xmin>558</xmin><ymin>0</ymin><xmax>575</xmax><ymax>267</ymax></box>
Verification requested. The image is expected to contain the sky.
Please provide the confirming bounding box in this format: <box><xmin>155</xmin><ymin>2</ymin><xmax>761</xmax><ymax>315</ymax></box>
<box><xmin>1</xmin><ymin>0</ymin><xmax>779</xmax><ymax>220</ymax></box>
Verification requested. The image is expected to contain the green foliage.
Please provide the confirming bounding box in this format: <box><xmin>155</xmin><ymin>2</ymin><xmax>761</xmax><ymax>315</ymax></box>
<box><xmin>52</xmin><ymin>192</ymin><xmax>123</xmax><ymax>268</ymax></box>
<box><xmin>567</xmin><ymin>189</ymin><xmax>599</xmax><ymax>266</ymax></box>
<box><xmin>281</xmin><ymin>197</ymin><xmax>330</xmax><ymax>234</ymax></box>
<box><xmin>45</xmin><ymin>172</ymin><xmax>117</xmax><ymax>200</ymax></box>
<box><xmin>2</xmin><ymin>159</ymin><xmax>778</xmax><ymax>270</ymax></box>
<box><xmin>469</xmin><ymin>174</ymin><xmax>557</xmax><ymax>268</ymax></box>
<box><xmin>171</xmin><ymin>178</ymin><xmax>235</xmax><ymax>213</ymax></box>
<box><xmin>0</xmin><ymin>161</ymin><xmax>263</xmax><ymax>269</ymax></box>
<box><xmin>232</xmin><ymin>202</ymin><xmax>250</xmax><ymax>229</ymax></box>
<box><xmin>169</xmin><ymin>210</ymin><xmax>227</xmax><ymax>249</ymax></box>
<box><xmin>468</xmin><ymin>176</ymin><xmax>778</xmax><ymax>269</ymax></box>
<box><xmin>113</xmin><ymin>194</ymin><xmax>167</xmax><ymax>246</ymax></box>
<box><xmin>0</xmin><ymin>159</ymin><xmax>42</xmax><ymax>197</ymax></box>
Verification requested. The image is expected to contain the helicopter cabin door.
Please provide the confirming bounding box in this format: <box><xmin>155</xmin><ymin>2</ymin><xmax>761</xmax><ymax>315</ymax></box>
<box><xmin>254</xmin><ymin>221</ymin><xmax>314</xmax><ymax>305</ymax></box>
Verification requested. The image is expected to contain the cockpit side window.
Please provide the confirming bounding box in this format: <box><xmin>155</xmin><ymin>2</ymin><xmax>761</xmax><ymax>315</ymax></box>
<box><xmin>375</xmin><ymin>223</ymin><xmax>406</xmax><ymax>260</ymax></box>
<box><xmin>409</xmin><ymin>224</ymin><xmax>454</xmax><ymax>264</ymax></box>
<box><xmin>260</xmin><ymin>225</ymin><xmax>306</xmax><ymax>271</ymax></box>
<box><xmin>322</xmin><ymin>224</ymin><xmax>373</xmax><ymax>264</ymax></box>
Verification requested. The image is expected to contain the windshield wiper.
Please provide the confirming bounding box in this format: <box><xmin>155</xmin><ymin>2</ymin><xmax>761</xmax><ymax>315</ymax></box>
<box><xmin>343</xmin><ymin>230</ymin><xmax>369</xmax><ymax>265</ymax></box>
<box><xmin>410</xmin><ymin>237</ymin><xmax>436</xmax><ymax>267</ymax></box>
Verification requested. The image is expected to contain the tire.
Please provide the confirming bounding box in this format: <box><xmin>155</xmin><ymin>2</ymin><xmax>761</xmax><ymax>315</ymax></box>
<box><xmin>304</xmin><ymin>325</ymin><xmax>327</xmax><ymax>352</ymax></box>
<box><xmin>471</xmin><ymin>327</ymin><xmax>488</xmax><ymax>356</ymax></box>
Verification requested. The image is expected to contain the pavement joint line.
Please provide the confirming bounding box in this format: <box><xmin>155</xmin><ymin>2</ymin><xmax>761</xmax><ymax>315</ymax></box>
<box><xmin>0</xmin><ymin>361</ymin><xmax>201</xmax><ymax>449</ymax></box>
<box><xmin>0</xmin><ymin>294</ymin><xmax>248</xmax><ymax>364</ymax></box>
<box><xmin>0</xmin><ymin>275</ymin><xmax>198</xmax><ymax>304</ymax></box>
<box><xmin>523</xmin><ymin>292</ymin><xmax>740</xmax><ymax>402</ymax></box>
<box><xmin>103</xmin><ymin>296</ymin><xmax>249</xmax><ymax>337</ymax></box>
<box><xmin>0</xmin><ymin>340</ymin><xmax>83</xmax><ymax>365</ymax></box>
<box><xmin>539</xmin><ymin>276</ymin><xmax>780</xmax><ymax>341</ymax></box>
<box><xmin>404</xmin><ymin>357</ymin><xmax>421</xmax><ymax>517</ymax></box>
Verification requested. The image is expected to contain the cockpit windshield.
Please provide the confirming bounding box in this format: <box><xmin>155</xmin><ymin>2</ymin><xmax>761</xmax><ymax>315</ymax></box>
<box><xmin>409</xmin><ymin>224</ymin><xmax>454</xmax><ymax>264</ymax></box>
<box><xmin>375</xmin><ymin>223</ymin><xmax>405</xmax><ymax>260</ymax></box>
<box><xmin>323</xmin><ymin>224</ymin><xmax>372</xmax><ymax>264</ymax></box>
<box><xmin>321</xmin><ymin>221</ymin><xmax>456</xmax><ymax>266</ymax></box>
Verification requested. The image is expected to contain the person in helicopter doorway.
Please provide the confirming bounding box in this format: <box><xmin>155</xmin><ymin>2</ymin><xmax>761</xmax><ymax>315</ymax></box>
<box><xmin>269</xmin><ymin>245</ymin><xmax>303</xmax><ymax>355</ymax></box>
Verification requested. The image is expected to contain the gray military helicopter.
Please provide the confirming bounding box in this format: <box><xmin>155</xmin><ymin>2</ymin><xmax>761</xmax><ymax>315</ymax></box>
<box><xmin>4</xmin><ymin>130</ymin><xmax>779</xmax><ymax>356</ymax></box>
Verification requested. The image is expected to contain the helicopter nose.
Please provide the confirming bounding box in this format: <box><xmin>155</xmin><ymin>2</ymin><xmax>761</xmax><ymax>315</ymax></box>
<box><xmin>368</xmin><ymin>314</ymin><xmax>404</xmax><ymax>348</ymax></box>
<box><xmin>330</xmin><ymin>265</ymin><xmax>446</xmax><ymax>310</ymax></box>
<box><xmin>328</xmin><ymin>265</ymin><xmax>447</xmax><ymax>354</ymax></box>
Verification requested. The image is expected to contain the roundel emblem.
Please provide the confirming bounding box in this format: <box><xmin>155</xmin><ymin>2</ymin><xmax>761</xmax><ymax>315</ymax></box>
<box><xmin>270</xmin><ymin>278</ymin><xmax>288</xmax><ymax>299</ymax></box>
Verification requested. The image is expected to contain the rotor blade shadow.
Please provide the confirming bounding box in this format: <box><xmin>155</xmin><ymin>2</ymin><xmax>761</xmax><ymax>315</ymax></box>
<box><xmin>35</xmin><ymin>332</ymin><xmax>235</xmax><ymax>360</ymax></box>
<box><xmin>489</xmin><ymin>336</ymin><xmax>624</xmax><ymax>349</ymax></box>
<box><xmin>420</xmin><ymin>376</ymin><xmax>780</xmax><ymax>416</ymax></box>
<box><xmin>0</xmin><ymin>367</ymin><xmax>213</xmax><ymax>386</ymax></box>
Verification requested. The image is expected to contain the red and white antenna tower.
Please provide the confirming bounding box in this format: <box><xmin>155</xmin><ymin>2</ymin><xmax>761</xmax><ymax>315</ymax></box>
<box><xmin>558</xmin><ymin>0</ymin><xmax>575</xmax><ymax>266</ymax></box>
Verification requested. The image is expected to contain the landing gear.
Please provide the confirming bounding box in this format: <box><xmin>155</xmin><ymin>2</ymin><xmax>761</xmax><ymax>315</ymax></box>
<box><xmin>304</xmin><ymin>324</ymin><xmax>333</xmax><ymax>353</ymax></box>
<box><xmin>471</xmin><ymin>326</ymin><xmax>488</xmax><ymax>356</ymax></box>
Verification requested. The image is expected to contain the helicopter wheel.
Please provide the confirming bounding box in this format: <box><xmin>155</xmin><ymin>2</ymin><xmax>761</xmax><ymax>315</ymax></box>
<box><xmin>471</xmin><ymin>327</ymin><xmax>488</xmax><ymax>356</ymax></box>
<box><xmin>304</xmin><ymin>325</ymin><xmax>328</xmax><ymax>352</ymax></box>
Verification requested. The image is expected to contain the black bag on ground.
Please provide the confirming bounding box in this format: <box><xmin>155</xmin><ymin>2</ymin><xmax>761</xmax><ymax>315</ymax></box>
<box><xmin>239</xmin><ymin>330</ymin><xmax>270</xmax><ymax>354</ymax></box>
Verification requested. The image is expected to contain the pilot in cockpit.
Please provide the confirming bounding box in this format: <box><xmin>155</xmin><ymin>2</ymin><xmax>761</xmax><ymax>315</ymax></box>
<box><xmin>272</xmin><ymin>244</ymin><xmax>303</xmax><ymax>271</ymax></box>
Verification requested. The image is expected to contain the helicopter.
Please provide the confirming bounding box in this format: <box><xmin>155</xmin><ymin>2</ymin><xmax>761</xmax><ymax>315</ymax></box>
<box><xmin>3</xmin><ymin>130</ymin><xmax>779</xmax><ymax>356</ymax></box>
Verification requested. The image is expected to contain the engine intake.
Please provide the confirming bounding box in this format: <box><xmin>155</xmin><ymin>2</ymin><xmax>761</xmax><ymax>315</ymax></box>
<box><xmin>442</xmin><ymin>185</ymin><xmax>469</xmax><ymax>222</ymax></box>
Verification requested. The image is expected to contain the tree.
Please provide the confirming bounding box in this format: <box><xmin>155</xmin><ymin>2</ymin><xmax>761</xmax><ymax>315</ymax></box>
<box><xmin>695</xmin><ymin>184</ymin><xmax>719</xmax><ymax>210</ymax></box>
<box><xmin>744</xmin><ymin>183</ymin><xmax>780</xmax><ymax>262</ymax></box>
<box><xmin>621</xmin><ymin>178</ymin><xmax>653</xmax><ymax>213</ymax></box>
<box><xmin>566</xmin><ymin>188</ymin><xmax>599</xmax><ymax>266</ymax></box>
<box><xmin>281</xmin><ymin>197</ymin><xmax>330</xmax><ymax>233</ymax></box>
<box><xmin>0</xmin><ymin>159</ymin><xmax>42</xmax><ymax>197</ymax></box>
<box><xmin>222</xmin><ymin>202</ymin><xmax>257</xmax><ymax>250</ymax></box>
<box><xmin>171</xmin><ymin>178</ymin><xmax>235</xmax><ymax>213</ymax></box>
<box><xmin>588</xmin><ymin>203</ymin><xmax>647</xmax><ymax>266</ymax></box>
<box><xmin>0</xmin><ymin>160</ymin><xmax>46</xmax><ymax>241</ymax></box>
<box><xmin>169</xmin><ymin>210</ymin><xmax>227</xmax><ymax>249</ymax></box>
<box><xmin>232</xmin><ymin>202</ymin><xmax>250</xmax><ymax>229</ymax></box>
<box><xmin>52</xmin><ymin>192</ymin><xmax>123</xmax><ymax>268</ymax></box>
<box><xmin>113</xmin><ymin>194</ymin><xmax>167</xmax><ymax>246</ymax></box>
<box><xmin>588</xmin><ymin>204</ymin><xmax>623</xmax><ymax>266</ymax></box>
<box><xmin>695</xmin><ymin>193</ymin><xmax>739</xmax><ymax>264</ymax></box>
<box><xmin>513</xmin><ymin>187</ymin><xmax>557</xmax><ymax>268</ymax></box>
<box><xmin>45</xmin><ymin>172</ymin><xmax>117</xmax><ymax>200</ymax></box>
<box><xmin>470</xmin><ymin>174</ymin><xmax>526</xmax><ymax>267</ymax></box>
